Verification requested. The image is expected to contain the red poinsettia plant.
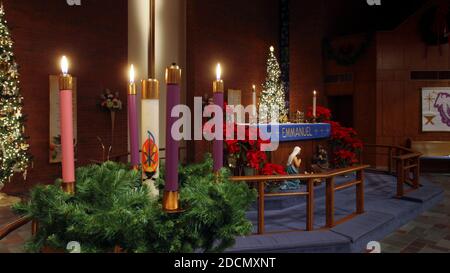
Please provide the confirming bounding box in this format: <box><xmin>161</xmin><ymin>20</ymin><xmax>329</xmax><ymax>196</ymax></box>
<box><xmin>202</xmin><ymin>101</ymin><xmax>286</xmax><ymax>176</ymax></box>
<box><xmin>306</xmin><ymin>106</ymin><xmax>332</xmax><ymax>123</ymax></box>
<box><xmin>224</xmin><ymin>123</ymin><xmax>286</xmax><ymax>175</ymax></box>
<box><xmin>307</xmin><ymin>107</ymin><xmax>363</xmax><ymax>168</ymax></box>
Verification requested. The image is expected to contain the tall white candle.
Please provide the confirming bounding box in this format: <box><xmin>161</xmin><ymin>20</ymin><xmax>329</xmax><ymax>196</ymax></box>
<box><xmin>252</xmin><ymin>84</ymin><xmax>257</xmax><ymax>122</ymax></box>
<box><xmin>313</xmin><ymin>90</ymin><xmax>317</xmax><ymax>119</ymax></box>
<box><xmin>141</xmin><ymin>79</ymin><xmax>160</xmax><ymax>198</ymax></box>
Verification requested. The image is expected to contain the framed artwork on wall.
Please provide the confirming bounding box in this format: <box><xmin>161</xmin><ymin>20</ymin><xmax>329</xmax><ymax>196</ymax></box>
<box><xmin>421</xmin><ymin>87</ymin><xmax>450</xmax><ymax>132</ymax></box>
<box><xmin>227</xmin><ymin>89</ymin><xmax>244</xmax><ymax>123</ymax></box>
<box><xmin>49</xmin><ymin>75</ymin><xmax>78</xmax><ymax>163</ymax></box>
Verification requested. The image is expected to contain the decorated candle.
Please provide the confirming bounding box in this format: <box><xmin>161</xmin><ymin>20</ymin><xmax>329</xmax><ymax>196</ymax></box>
<box><xmin>128</xmin><ymin>65</ymin><xmax>140</xmax><ymax>168</ymax></box>
<box><xmin>58</xmin><ymin>56</ymin><xmax>75</xmax><ymax>194</ymax></box>
<box><xmin>141</xmin><ymin>79</ymin><xmax>160</xmax><ymax>197</ymax></box>
<box><xmin>213</xmin><ymin>63</ymin><xmax>224</xmax><ymax>172</ymax></box>
<box><xmin>163</xmin><ymin>63</ymin><xmax>182</xmax><ymax>212</ymax></box>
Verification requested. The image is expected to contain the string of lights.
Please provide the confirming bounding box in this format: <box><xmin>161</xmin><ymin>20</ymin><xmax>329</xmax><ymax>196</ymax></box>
<box><xmin>0</xmin><ymin>6</ymin><xmax>31</xmax><ymax>187</ymax></box>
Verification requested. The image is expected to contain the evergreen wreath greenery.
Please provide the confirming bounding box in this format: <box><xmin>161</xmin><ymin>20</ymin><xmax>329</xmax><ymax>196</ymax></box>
<box><xmin>419</xmin><ymin>6</ymin><xmax>450</xmax><ymax>46</ymax></box>
<box><xmin>323</xmin><ymin>33</ymin><xmax>373</xmax><ymax>66</ymax></box>
<box><xmin>13</xmin><ymin>155</ymin><xmax>256</xmax><ymax>253</ymax></box>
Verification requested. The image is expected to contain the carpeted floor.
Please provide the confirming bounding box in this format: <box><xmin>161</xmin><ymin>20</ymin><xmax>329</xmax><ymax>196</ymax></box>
<box><xmin>380</xmin><ymin>174</ymin><xmax>450</xmax><ymax>253</ymax></box>
<box><xmin>228</xmin><ymin>171</ymin><xmax>447</xmax><ymax>253</ymax></box>
<box><xmin>0</xmin><ymin>173</ymin><xmax>448</xmax><ymax>253</ymax></box>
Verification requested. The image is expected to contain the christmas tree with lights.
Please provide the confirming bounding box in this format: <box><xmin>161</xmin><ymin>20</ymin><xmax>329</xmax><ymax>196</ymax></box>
<box><xmin>259</xmin><ymin>46</ymin><xmax>288</xmax><ymax>123</ymax></box>
<box><xmin>0</xmin><ymin>5</ymin><xmax>30</xmax><ymax>189</ymax></box>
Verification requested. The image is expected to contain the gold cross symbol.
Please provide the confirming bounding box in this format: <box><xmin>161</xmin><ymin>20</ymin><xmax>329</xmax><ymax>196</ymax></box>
<box><xmin>424</xmin><ymin>115</ymin><xmax>436</xmax><ymax>125</ymax></box>
<box><xmin>424</xmin><ymin>93</ymin><xmax>436</xmax><ymax>111</ymax></box>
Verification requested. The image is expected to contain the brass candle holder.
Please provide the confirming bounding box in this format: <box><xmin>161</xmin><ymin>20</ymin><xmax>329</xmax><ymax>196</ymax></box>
<box><xmin>213</xmin><ymin>79</ymin><xmax>224</xmax><ymax>93</ymax></box>
<box><xmin>128</xmin><ymin>82</ymin><xmax>137</xmax><ymax>95</ymax></box>
<box><xmin>165</xmin><ymin>63</ymin><xmax>182</xmax><ymax>85</ymax></box>
<box><xmin>142</xmin><ymin>79</ymin><xmax>160</xmax><ymax>100</ymax></box>
<box><xmin>59</xmin><ymin>74</ymin><xmax>73</xmax><ymax>91</ymax></box>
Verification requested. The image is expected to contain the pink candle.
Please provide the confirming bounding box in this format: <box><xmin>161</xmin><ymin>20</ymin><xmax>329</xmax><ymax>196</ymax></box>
<box><xmin>59</xmin><ymin>56</ymin><xmax>75</xmax><ymax>194</ymax></box>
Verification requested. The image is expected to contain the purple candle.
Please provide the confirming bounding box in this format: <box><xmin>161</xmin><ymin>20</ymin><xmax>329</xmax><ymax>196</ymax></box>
<box><xmin>165</xmin><ymin>84</ymin><xmax>180</xmax><ymax>191</ymax></box>
<box><xmin>213</xmin><ymin>63</ymin><xmax>224</xmax><ymax>172</ymax></box>
<box><xmin>128</xmin><ymin>65</ymin><xmax>140</xmax><ymax>167</ymax></box>
<box><xmin>163</xmin><ymin>64</ymin><xmax>182</xmax><ymax>212</ymax></box>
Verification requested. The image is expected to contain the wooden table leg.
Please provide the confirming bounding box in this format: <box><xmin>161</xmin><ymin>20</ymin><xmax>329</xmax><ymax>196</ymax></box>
<box><xmin>326</xmin><ymin>177</ymin><xmax>335</xmax><ymax>228</ymax></box>
<box><xmin>307</xmin><ymin>179</ymin><xmax>314</xmax><ymax>231</ymax></box>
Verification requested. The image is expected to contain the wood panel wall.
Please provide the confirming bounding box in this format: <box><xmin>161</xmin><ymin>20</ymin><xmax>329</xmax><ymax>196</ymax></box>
<box><xmin>325</xmin><ymin>0</ymin><xmax>450</xmax><ymax>167</ymax></box>
<box><xmin>376</xmin><ymin>1</ymin><xmax>450</xmax><ymax>147</ymax></box>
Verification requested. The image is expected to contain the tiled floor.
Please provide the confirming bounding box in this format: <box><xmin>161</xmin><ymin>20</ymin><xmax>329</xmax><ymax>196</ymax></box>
<box><xmin>0</xmin><ymin>174</ymin><xmax>449</xmax><ymax>253</ymax></box>
<box><xmin>380</xmin><ymin>174</ymin><xmax>450</xmax><ymax>253</ymax></box>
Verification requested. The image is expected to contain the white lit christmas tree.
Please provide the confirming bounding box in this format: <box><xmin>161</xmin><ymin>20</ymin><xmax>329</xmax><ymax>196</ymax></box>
<box><xmin>259</xmin><ymin>46</ymin><xmax>288</xmax><ymax>123</ymax></box>
<box><xmin>0</xmin><ymin>5</ymin><xmax>30</xmax><ymax>189</ymax></box>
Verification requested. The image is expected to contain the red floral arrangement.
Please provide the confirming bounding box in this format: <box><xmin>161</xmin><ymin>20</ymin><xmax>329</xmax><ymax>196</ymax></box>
<box><xmin>306</xmin><ymin>106</ymin><xmax>331</xmax><ymax>123</ymax></box>
<box><xmin>261</xmin><ymin>163</ymin><xmax>287</xmax><ymax>176</ymax></box>
<box><xmin>307</xmin><ymin>107</ymin><xmax>363</xmax><ymax>168</ymax></box>
<box><xmin>222</xmin><ymin>118</ymin><xmax>286</xmax><ymax>175</ymax></box>
<box><xmin>224</xmin><ymin>124</ymin><xmax>286</xmax><ymax>175</ymax></box>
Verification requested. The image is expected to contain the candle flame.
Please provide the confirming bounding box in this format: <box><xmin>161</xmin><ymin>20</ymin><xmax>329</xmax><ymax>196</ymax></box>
<box><xmin>314</xmin><ymin>90</ymin><xmax>317</xmax><ymax>95</ymax></box>
<box><xmin>60</xmin><ymin>56</ymin><xmax>69</xmax><ymax>75</ymax></box>
<box><xmin>252</xmin><ymin>85</ymin><xmax>256</xmax><ymax>92</ymax></box>
<box><xmin>129</xmin><ymin>64</ymin><xmax>135</xmax><ymax>83</ymax></box>
<box><xmin>216</xmin><ymin>63</ymin><xmax>222</xmax><ymax>81</ymax></box>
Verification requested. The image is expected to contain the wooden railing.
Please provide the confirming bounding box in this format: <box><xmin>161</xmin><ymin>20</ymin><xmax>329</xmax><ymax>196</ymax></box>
<box><xmin>362</xmin><ymin>144</ymin><xmax>422</xmax><ymax>197</ymax></box>
<box><xmin>230</xmin><ymin>165</ymin><xmax>369</xmax><ymax>235</ymax></box>
<box><xmin>0</xmin><ymin>216</ymin><xmax>31</xmax><ymax>241</ymax></box>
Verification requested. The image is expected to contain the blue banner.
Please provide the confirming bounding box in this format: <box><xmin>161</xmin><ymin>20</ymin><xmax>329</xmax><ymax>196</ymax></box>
<box><xmin>255</xmin><ymin>123</ymin><xmax>331</xmax><ymax>143</ymax></box>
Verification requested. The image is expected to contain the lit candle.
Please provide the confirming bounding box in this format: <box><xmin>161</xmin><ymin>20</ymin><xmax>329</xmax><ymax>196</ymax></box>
<box><xmin>58</xmin><ymin>56</ymin><xmax>75</xmax><ymax>194</ymax></box>
<box><xmin>163</xmin><ymin>63</ymin><xmax>182</xmax><ymax>212</ymax></box>
<box><xmin>213</xmin><ymin>63</ymin><xmax>224</xmax><ymax>172</ymax></box>
<box><xmin>128</xmin><ymin>65</ymin><xmax>140</xmax><ymax>168</ymax></box>
<box><xmin>313</xmin><ymin>90</ymin><xmax>317</xmax><ymax>120</ymax></box>
<box><xmin>141</xmin><ymin>79</ymin><xmax>160</xmax><ymax>197</ymax></box>
<box><xmin>252</xmin><ymin>84</ymin><xmax>257</xmax><ymax>122</ymax></box>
